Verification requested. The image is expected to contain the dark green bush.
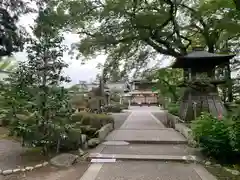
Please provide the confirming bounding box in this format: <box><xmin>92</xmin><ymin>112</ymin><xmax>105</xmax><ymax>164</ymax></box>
<box><xmin>230</xmin><ymin>112</ymin><xmax>240</xmax><ymax>152</ymax></box>
<box><xmin>103</xmin><ymin>104</ymin><xmax>122</xmax><ymax>113</ymax></box>
<box><xmin>191</xmin><ymin>112</ymin><xmax>233</xmax><ymax>162</ymax></box>
<box><xmin>167</xmin><ymin>103</ymin><xmax>179</xmax><ymax>116</ymax></box>
<box><xmin>71</xmin><ymin>112</ymin><xmax>85</xmax><ymax>123</ymax></box>
<box><xmin>119</xmin><ymin>104</ymin><xmax>129</xmax><ymax>110</ymax></box>
<box><xmin>71</xmin><ymin>112</ymin><xmax>114</xmax><ymax>129</ymax></box>
<box><xmin>7</xmin><ymin>112</ymin><xmax>114</xmax><ymax>153</ymax></box>
<box><xmin>0</xmin><ymin>109</ymin><xmax>15</xmax><ymax>126</ymax></box>
<box><xmin>58</xmin><ymin>127</ymin><xmax>82</xmax><ymax>151</ymax></box>
<box><xmin>70</xmin><ymin>112</ymin><xmax>114</xmax><ymax>139</ymax></box>
<box><xmin>93</xmin><ymin>113</ymin><xmax>114</xmax><ymax>126</ymax></box>
<box><xmin>1</xmin><ymin>118</ymin><xmax>10</xmax><ymax>126</ymax></box>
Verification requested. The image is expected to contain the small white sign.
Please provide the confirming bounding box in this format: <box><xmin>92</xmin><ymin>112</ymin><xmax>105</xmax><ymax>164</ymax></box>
<box><xmin>91</xmin><ymin>158</ymin><xmax>116</xmax><ymax>163</ymax></box>
<box><xmin>103</xmin><ymin>141</ymin><xmax>129</xmax><ymax>145</ymax></box>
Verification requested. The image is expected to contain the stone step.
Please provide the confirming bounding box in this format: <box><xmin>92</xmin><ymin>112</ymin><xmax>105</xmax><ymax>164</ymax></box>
<box><xmin>105</xmin><ymin>129</ymin><xmax>188</xmax><ymax>144</ymax></box>
<box><xmin>88</xmin><ymin>153</ymin><xmax>200</xmax><ymax>163</ymax></box>
<box><xmin>80</xmin><ymin>161</ymin><xmax>217</xmax><ymax>180</ymax></box>
<box><xmin>115</xmin><ymin>140</ymin><xmax>188</xmax><ymax>144</ymax></box>
<box><xmin>90</xmin><ymin>143</ymin><xmax>200</xmax><ymax>157</ymax></box>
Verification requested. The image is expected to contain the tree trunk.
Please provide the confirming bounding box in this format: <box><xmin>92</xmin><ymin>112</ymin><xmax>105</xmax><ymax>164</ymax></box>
<box><xmin>41</xmin><ymin>52</ymin><xmax>49</xmax><ymax>155</ymax></box>
<box><xmin>171</xmin><ymin>91</ymin><xmax>179</xmax><ymax>103</ymax></box>
<box><xmin>56</xmin><ymin>138</ymin><xmax>61</xmax><ymax>153</ymax></box>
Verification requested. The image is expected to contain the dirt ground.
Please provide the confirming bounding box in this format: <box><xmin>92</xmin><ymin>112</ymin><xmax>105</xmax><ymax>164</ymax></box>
<box><xmin>0</xmin><ymin>127</ymin><xmax>90</xmax><ymax>180</ymax></box>
<box><xmin>0</xmin><ymin>127</ymin><xmax>49</xmax><ymax>170</ymax></box>
<box><xmin>0</xmin><ymin>162</ymin><xmax>90</xmax><ymax>180</ymax></box>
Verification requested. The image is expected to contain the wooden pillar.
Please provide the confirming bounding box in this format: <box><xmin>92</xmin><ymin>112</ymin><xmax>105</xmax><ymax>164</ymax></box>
<box><xmin>226</xmin><ymin>62</ymin><xmax>233</xmax><ymax>102</ymax></box>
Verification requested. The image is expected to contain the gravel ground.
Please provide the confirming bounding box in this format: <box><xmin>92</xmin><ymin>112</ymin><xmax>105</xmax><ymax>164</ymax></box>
<box><xmin>110</xmin><ymin>112</ymin><xmax>131</xmax><ymax>129</ymax></box>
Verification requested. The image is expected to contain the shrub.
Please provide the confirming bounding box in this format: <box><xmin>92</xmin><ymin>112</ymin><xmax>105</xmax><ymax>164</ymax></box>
<box><xmin>191</xmin><ymin>112</ymin><xmax>233</xmax><ymax>162</ymax></box>
<box><xmin>71</xmin><ymin>112</ymin><xmax>114</xmax><ymax>139</ymax></box>
<box><xmin>93</xmin><ymin>113</ymin><xmax>114</xmax><ymax>126</ymax></box>
<box><xmin>7</xmin><ymin>115</ymin><xmax>83</xmax><ymax>152</ymax></box>
<box><xmin>119</xmin><ymin>104</ymin><xmax>129</xmax><ymax>110</ymax></box>
<box><xmin>229</xmin><ymin>112</ymin><xmax>240</xmax><ymax>152</ymax></box>
<box><xmin>104</xmin><ymin>104</ymin><xmax>122</xmax><ymax>113</ymax></box>
<box><xmin>167</xmin><ymin>103</ymin><xmax>179</xmax><ymax>116</ymax></box>
<box><xmin>71</xmin><ymin>112</ymin><xmax>114</xmax><ymax>129</ymax></box>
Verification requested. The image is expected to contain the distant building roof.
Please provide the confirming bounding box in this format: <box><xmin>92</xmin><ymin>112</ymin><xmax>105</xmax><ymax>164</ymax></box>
<box><xmin>130</xmin><ymin>79</ymin><xmax>157</xmax><ymax>83</ymax></box>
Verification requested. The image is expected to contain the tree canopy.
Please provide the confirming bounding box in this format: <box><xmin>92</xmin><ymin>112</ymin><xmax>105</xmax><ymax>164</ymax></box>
<box><xmin>52</xmin><ymin>0</ymin><xmax>240</xmax><ymax>76</ymax></box>
<box><xmin>0</xmin><ymin>0</ymin><xmax>34</xmax><ymax>57</ymax></box>
<box><xmin>1</xmin><ymin>0</ymin><xmax>239</xmax><ymax>77</ymax></box>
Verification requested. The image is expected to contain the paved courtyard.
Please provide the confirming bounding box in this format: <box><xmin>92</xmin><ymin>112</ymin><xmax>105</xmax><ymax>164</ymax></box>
<box><xmin>81</xmin><ymin>106</ymin><xmax>217</xmax><ymax>180</ymax></box>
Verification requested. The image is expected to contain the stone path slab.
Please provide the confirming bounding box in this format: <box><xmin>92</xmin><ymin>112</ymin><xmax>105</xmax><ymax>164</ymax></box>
<box><xmin>110</xmin><ymin>112</ymin><xmax>131</xmax><ymax>129</ymax></box>
<box><xmin>120</xmin><ymin>112</ymin><xmax>165</xmax><ymax>129</ymax></box>
<box><xmin>105</xmin><ymin>129</ymin><xmax>187</xmax><ymax>144</ymax></box>
<box><xmin>91</xmin><ymin>144</ymin><xmax>195</xmax><ymax>156</ymax></box>
<box><xmin>120</xmin><ymin>111</ymin><xmax>165</xmax><ymax>129</ymax></box>
<box><xmin>81</xmin><ymin>107</ymin><xmax>217</xmax><ymax>180</ymax></box>
<box><xmin>80</xmin><ymin>161</ymin><xmax>217</xmax><ymax>180</ymax></box>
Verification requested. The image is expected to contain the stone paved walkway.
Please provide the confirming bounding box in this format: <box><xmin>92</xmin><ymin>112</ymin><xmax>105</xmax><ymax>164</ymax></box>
<box><xmin>81</xmin><ymin>106</ymin><xmax>217</xmax><ymax>180</ymax></box>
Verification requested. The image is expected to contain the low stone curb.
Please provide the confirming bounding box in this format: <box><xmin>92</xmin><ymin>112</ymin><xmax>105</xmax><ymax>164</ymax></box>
<box><xmin>163</xmin><ymin>111</ymin><xmax>197</xmax><ymax>146</ymax></box>
<box><xmin>154</xmin><ymin>111</ymin><xmax>180</xmax><ymax>128</ymax></box>
<box><xmin>87</xmin><ymin>123</ymin><xmax>114</xmax><ymax>148</ymax></box>
<box><xmin>98</xmin><ymin>123</ymin><xmax>114</xmax><ymax>141</ymax></box>
<box><xmin>174</xmin><ymin>123</ymin><xmax>197</xmax><ymax>146</ymax></box>
<box><xmin>166</xmin><ymin>112</ymin><xmax>183</xmax><ymax>128</ymax></box>
<box><xmin>0</xmin><ymin>161</ymin><xmax>49</xmax><ymax>176</ymax></box>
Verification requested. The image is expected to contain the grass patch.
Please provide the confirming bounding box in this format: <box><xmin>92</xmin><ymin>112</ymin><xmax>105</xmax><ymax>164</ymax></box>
<box><xmin>206</xmin><ymin>165</ymin><xmax>240</xmax><ymax>180</ymax></box>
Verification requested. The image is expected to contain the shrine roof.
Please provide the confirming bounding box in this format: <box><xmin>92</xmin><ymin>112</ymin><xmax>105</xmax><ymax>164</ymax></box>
<box><xmin>172</xmin><ymin>51</ymin><xmax>235</xmax><ymax>68</ymax></box>
<box><xmin>178</xmin><ymin>51</ymin><xmax>235</xmax><ymax>59</ymax></box>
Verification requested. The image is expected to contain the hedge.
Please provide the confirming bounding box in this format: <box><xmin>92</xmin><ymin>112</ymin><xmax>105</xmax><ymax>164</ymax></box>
<box><xmin>71</xmin><ymin>112</ymin><xmax>114</xmax><ymax>129</ymax></box>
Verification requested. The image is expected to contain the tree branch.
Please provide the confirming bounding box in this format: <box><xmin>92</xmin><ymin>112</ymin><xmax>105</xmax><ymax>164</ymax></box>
<box><xmin>78</xmin><ymin>30</ymin><xmax>138</xmax><ymax>45</ymax></box>
<box><xmin>169</xmin><ymin>1</ymin><xmax>187</xmax><ymax>54</ymax></box>
<box><xmin>180</xmin><ymin>35</ymin><xmax>192</xmax><ymax>49</ymax></box>
<box><xmin>144</xmin><ymin>38</ymin><xmax>181</xmax><ymax>57</ymax></box>
<box><xmin>133</xmin><ymin>1</ymin><xmax>184</xmax><ymax>56</ymax></box>
<box><xmin>233</xmin><ymin>0</ymin><xmax>240</xmax><ymax>10</ymax></box>
<box><xmin>179</xmin><ymin>4</ymin><xmax>215</xmax><ymax>52</ymax></box>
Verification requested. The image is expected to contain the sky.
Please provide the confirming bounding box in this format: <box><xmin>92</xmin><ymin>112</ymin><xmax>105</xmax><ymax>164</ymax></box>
<box><xmin>15</xmin><ymin>32</ymin><xmax>106</xmax><ymax>87</ymax></box>
<box><xmin>14</xmin><ymin>13</ymin><xmax>107</xmax><ymax>87</ymax></box>
<box><xmin>13</xmin><ymin>9</ymin><xmax>171</xmax><ymax>87</ymax></box>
